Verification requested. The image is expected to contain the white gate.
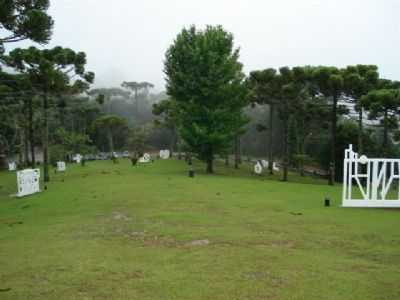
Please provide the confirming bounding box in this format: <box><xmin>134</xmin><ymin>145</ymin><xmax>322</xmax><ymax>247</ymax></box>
<box><xmin>342</xmin><ymin>145</ymin><xmax>400</xmax><ymax>207</ymax></box>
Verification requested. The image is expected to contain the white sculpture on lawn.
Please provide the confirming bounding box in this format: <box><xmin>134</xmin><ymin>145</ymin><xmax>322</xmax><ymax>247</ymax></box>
<box><xmin>342</xmin><ymin>144</ymin><xmax>400</xmax><ymax>207</ymax></box>
<box><xmin>139</xmin><ymin>153</ymin><xmax>151</xmax><ymax>163</ymax></box>
<box><xmin>73</xmin><ymin>154</ymin><xmax>82</xmax><ymax>164</ymax></box>
<box><xmin>8</xmin><ymin>161</ymin><xmax>16</xmax><ymax>171</ymax></box>
<box><xmin>159</xmin><ymin>150</ymin><xmax>170</xmax><ymax>159</ymax></box>
<box><xmin>261</xmin><ymin>160</ymin><xmax>268</xmax><ymax>168</ymax></box>
<box><xmin>254</xmin><ymin>161</ymin><xmax>263</xmax><ymax>175</ymax></box>
<box><xmin>260</xmin><ymin>160</ymin><xmax>280</xmax><ymax>171</ymax></box>
<box><xmin>57</xmin><ymin>161</ymin><xmax>66</xmax><ymax>172</ymax></box>
<box><xmin>17</xmin><ymin>169</ymin><xmax>40</xmax><ymax>197</ymax></box>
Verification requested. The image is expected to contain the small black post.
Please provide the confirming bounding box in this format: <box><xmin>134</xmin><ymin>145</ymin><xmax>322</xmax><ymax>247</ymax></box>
<box><xmin>325</xmin><ymin>197</ymin><xmax>330</xmax><ymax>207</ymax></box>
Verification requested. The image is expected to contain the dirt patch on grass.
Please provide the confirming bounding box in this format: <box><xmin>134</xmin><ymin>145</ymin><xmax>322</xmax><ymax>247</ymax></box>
<box><xmin>111</xmin><ymin>212</ymin><xmax>132</xmax><ymax>221</ymax></box>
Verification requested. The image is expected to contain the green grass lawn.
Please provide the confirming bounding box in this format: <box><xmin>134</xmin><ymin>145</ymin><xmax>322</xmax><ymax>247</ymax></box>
<box><xmin>0</xmin><ymin>158</ymin><xmax>399</xmax><ymax>300</ymax></box>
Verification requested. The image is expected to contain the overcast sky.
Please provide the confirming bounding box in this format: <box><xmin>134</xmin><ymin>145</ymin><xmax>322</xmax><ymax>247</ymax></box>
<box><xmin>12</xmin><ymin>0</ymin><xmax>400</xmax><ymax>91</ymax></box>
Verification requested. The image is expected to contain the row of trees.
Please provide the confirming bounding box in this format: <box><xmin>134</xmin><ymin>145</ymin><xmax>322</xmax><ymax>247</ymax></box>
<box><xmin>157</xmin><ymin>25</ymin><xmax>400</xmax><ymax>184</ymax></box>
<box><xmin>0</xmin><ymin>0</ymin><xmax>95</xmax><ymax>182</ymax></box>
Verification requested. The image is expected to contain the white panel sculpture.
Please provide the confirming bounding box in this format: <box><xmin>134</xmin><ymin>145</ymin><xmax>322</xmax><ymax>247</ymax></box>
<box><xmin>254</xmin><ymin>162</ymin><xmax>263</xmax><ymax>175</ymax></box>
<box><xmin>343</xmin><ymin>144</ymin><xmax>400</xmax><ymax>208</ymax></box>
<box><xmin>160</xmin><ymin>150</ymin><xmax>170</xmax><ymax>159</ymax></box>
<box><xmin>57</xmin><ymin>161</ymin><xmax>66</xmax><ymax>172</ymax></box>
<box><xmin>17</xmin><ymin>169</ymin><xmax>40</xmax><ymax>197</ymax></box>
<box><xmin>139</xmin><ymin>153</ymin><xmax>151</xmax><ymax>163</ymax></box>
<box><xmin>8</xmin><ymin>162</ymin><xmax>16</xmax><ymax>171</ymax></box>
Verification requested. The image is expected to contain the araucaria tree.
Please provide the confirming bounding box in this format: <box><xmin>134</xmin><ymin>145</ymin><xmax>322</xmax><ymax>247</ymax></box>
<box><xmin>164</xmin><ymin>25</ymin><xmax>248</xmax><ymax>173</ymax></box>
<box><xmin>5</xmin><ymin>46</ymin><xmax>94</xmax><ymax>182</ymax></box>
<box><xmin>0</xmin><ymin>0</ymin><xmax>54</xmax><ymax>52</ymax></box>
<box><xmin>312</xmin><ymin>66</ymin><xmax>344</xmax><ymax>185</ymax></box>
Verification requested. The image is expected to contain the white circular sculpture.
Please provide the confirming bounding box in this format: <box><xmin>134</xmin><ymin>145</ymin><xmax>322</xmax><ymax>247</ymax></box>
<box><xmin>17</xmin><ymin>169</ymin><xmax>40</xmax><ymax>197</ymax></box>
<box><xmin>8</xmin><ymin>162</ymin><xmax>16</xmax><ymax>171</ymax></box>
<box><xmin>160</xmin><ymin>150</ymin><xmax>170</xmax><ymax>159</ymax></box>
<box><xmin>57</xmin><ymin>161</ymin><xmax>66</xmax><ymax>172</ymax></box>
<box><xmin>139</xmin><ymin>153</ymin><xmax>151</xmax><ymax>163</ymax></box>
<box><xmin>254</xmin><ymin>162</ymin><xmax>263</xmax><ymax>175</ymax></box>
<box><xmin>359</xmin><ymin>155</ymin><xmax>368</xmax><ymax>165</ymax></box>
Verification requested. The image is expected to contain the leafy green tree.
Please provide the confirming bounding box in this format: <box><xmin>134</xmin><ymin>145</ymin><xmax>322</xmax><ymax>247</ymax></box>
<box><xmin>361</xmin><ymin>88</ymin><xmax>400</xmax><ymax>155</ymax></box>
<box><xmin>5</xmin><ymin>46</ymin><xmax>94</xmax><ymax>181</ymax></box>
<box><xmin>0</xmin><ymin>0</ymin><xmax>53</xmax><ymax>53</ymax></box>
<box><xmin>165</xmin><ymin>25</ymin><xmax>248</xmax><ymax>173</ymax></box>
<box><xmin>94</xmin><ymin>115</ymin><xmax>128</xmax><ymax>154</ymax></box>
<box><xmin>342</xmin><ymin>65</ymin><xmax>379</xmax><ymax>153</ymax></box>
<box><xmin>312</xmin><ymin>66</ymin><xmax>344</xmax><ymax>185</ymax></box>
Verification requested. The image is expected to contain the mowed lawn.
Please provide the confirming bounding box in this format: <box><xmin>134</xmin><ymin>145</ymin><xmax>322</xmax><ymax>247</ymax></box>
<box><xmin>0</xmin><ymin>159</ymin><xmax>399</xmax><ymax>300</ymax></box>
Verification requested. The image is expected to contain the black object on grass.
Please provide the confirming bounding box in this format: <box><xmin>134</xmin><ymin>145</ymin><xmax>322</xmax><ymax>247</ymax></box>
<box><xmin>325</xmin><ymin>197</ymin><xmax>330</xmax><ymax>207</ymax></box>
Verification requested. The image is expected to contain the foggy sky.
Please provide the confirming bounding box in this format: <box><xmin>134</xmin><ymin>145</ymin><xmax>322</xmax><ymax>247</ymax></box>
<box><xmin>10</xmin><ymin>0</ymin><xmax>400</xmax><ymax>91</ymax></box>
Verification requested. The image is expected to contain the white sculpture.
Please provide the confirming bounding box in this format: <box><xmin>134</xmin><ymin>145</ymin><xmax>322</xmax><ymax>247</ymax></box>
<box><xmin>8</xmin><ymin>162</ymin><xmax>16</xmax><ymax>171</ymax></box>
<box><xmin>57</xmin><ymin>161</ymin><xmax>66</xmax><ymax>172</ymax></box>
<box><xmin>73</xmin><ymin>154</ymin><xmax>82</xmax><ymax>164</ymax></box>
<box><xmin>254</xmin><ymin>162</ymin><xmax>263</xmax><ymax>175</ymax></box>
<box><xmin>139</xmin><ymin>153</ymin><xmax>151</xmax><ymax>163</ymax></box>
<box><xmin>17</xmin><ymin>169</ymin><xmax>40</xmax><ymax>197</ymax></box>
<box><xmin>261</xmin><ymin>160</ymin><xmax>268</xmax><ymax>168</ymax></box>
<box><xmin>260</xmin><ymin>160</ymin><xmax>280</xmax><ymax>171</ymax></box>
<box><xmin>160</xmin><ymin>150</ymin><xmax>170</xmax><ymax>159</ymax></box>
<box><xmin>342</xmin><ymin>144</ymin><xmax>400</xmax><ymax>207</ymax></box>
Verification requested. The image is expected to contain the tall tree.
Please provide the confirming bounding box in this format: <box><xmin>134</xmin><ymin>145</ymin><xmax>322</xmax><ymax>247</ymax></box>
<box><xmin>342</xmin><ymin>65</ymin><xmax>379</xmax><ymax>153</ymax></box>
<box><xmin>152</xmin><ymin>98</ymin><xmax>180</xmax><ymax>155</ymax></box>
<box><xmin>312</xmin><ymin>66</ymin><xmax>344</xmax><ymax>185</ymax></box>
<box><xmin>164</xmin><ymin>25</ymin><xmax>248</xmax><ymax>173</ymax></box>
<box><xmin>5</xmin><ymin>46</ymin><xmax>94</xmax><ymax>181</ymax></box>
<box><xmin>94</xmin><ymin>115</ymin><xmax>128</xmax><ymax>154</ymax></box>
<box><xmin>121</xmin><ymin>81</ymin><xmax>154</xmax><ymax>114</ymax></box>
<box><xmin>248</xmin><ymin>68</ymin><xmax>279</xmax><ymax>175</ymax></box>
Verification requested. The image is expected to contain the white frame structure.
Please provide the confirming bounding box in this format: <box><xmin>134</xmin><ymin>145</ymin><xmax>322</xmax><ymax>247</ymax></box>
<box><xmin>342</xmin><ymin>144</ymin><xmax>400</xmax><ymax>207</ymax></box>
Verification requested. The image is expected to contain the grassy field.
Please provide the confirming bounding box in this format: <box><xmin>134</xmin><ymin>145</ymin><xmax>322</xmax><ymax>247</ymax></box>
<box><xmin>0</xmin><ymin>158</ymin><xmax>399</xmax><ymax>300</ymax></box>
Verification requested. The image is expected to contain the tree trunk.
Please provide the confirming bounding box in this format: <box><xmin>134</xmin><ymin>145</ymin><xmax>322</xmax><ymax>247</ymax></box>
<box><xmin>329</xmin><ymin>93</ymin><xmax>338</xmax><ymax>186</ymax></box>
<box><xmin>282</xmin><ymin>119</ymin><xmax>289</xmax><ymax>182</ymax></box>
<box><xmin>29</xmin><ymin>98</ymin><xmax>35</xmax><ymax>168</ymax></box>
<box><xmin>134</xmin><ymin>88</ymin><xmax>139</xmax><ymax>115</ymax></box>
<box><xmin>383</xmin><ymin>109</ymin><xmax>388</xmax><ymax>155</ymax></box>
<box><xmin>358</xmin><ymin>107</ymin><xmax>363</xmax><ymax>153</ymax></box>
<box><xmin>107</xmin><ymin>127</ymin><xmax>114</xmax><ymax>154</ymax></box>
<box><xmin>234</xmin><ymin>135</ymin><xmax>240</xmax><ymax>169</ymax></box>
<box><xmin>24</xmin><ymin>128</ymin><xmax>29</xmax><ymax>167</ymax></box>
<box><xmin>43</xmin><ymin>93</ymin><xmax>50</xmax><ymax>182</ymax></box>
<box><xmin>206</xmin><ymin>158</ymin><xmax>214</xmax><ymax>174</ymax></box>
<box><xmin>268</xmin><ymin>104</ymin><xmax>274</xmax><ymax>175</ymax></box>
